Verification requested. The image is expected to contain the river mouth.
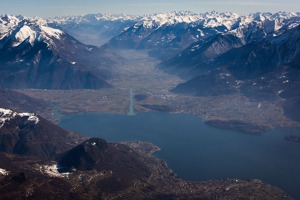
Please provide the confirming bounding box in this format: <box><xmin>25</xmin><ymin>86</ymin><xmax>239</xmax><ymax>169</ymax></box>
<box><xmin>58</xmin><ymin>111</ymin><xmax>300</xmax><ymax>199</ymax></box>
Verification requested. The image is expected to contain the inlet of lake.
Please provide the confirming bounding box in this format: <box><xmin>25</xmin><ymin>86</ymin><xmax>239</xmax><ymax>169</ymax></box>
<box><xmin>58</xmin><ymin>111</ymin><xmax>300</xmax><ymax>199</ymax></box>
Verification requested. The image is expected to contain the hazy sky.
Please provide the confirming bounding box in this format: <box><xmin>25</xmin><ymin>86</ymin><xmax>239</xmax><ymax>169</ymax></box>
<box><xmin>1</xmin><ymin>0</ymin><xmax>299</xmax><ymax>18</ymax></box>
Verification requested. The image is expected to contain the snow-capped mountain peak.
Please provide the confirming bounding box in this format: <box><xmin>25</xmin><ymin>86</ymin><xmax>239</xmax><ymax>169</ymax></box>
<box><xmin>0</xmin><ymin>108</ymin><xmax>39</xmax><ymax>128</ymax></box>
<box><xmin>13</xmin><ymin>25</ymin><xmax>37</xmax><ymax>46</ymax></box>
<box><xmin>40</xmin><ymin>25</ymin><xmax>63</xmax><ymax>39</ymax></box>
<box><xmin>11</xmin><ymin>24</ymin><xmax>63</xmax><ymax>47</ymax></box>
<box><xmin>137</xmin><ymin>11</ymin><xmax>241</xmax><ymax>29</ymax></box>
<box><xmin>140</xmin><ymin>11</ymin><xmax>200</xmax><ymax>27</ymax></box>
<box><xmin>0</xmin><ymin>15</ymin><xmax>21</xmax><ymax>39</ymax></box>
<box><xmin>0</xmin><ymin>15</ymin><xmax>65</xmax><ymax>47</ymax></box>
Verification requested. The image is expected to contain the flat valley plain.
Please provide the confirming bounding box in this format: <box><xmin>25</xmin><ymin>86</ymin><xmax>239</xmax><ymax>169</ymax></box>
<box><xmin>17</xmin><ymin>50</ymin><xmax>300</xmax><ymax>131</ymax></box>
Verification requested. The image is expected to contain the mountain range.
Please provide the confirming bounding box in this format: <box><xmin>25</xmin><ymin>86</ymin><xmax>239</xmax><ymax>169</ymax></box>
<box><xmin>155</xmin><ymin>12</ymin><xmax>300</xmax><ymax>121</ymax></box>
<box><xmin>0</xmin><ymin>15</ymin><xmax>121</xmax><ymax>89</ymax></box>
<box><xmin>51</xmin><ymin>11</ymin><xmax>300</xmax><ymax>60</ymax></box>
<box><xmin>0</xmin><ymin>11</ymin><xmax>300</xmax><ymax>198</ymax></box>
<box><xmin>1</xmin><ymin>11</ymin><xmax>299</xmax><ymax>91</ymax></box>
<box><xmin>102</xmin><ymin>11</ymin><xmax>300</xmax><ymax>59</ymax></box>
<box><xmin>50</xmin><ymin>13</ymin><xmax>139</xmax><ymax>46</ymax></box>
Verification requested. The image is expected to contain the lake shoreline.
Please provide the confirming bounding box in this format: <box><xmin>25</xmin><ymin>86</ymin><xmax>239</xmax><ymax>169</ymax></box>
<box><xmin>58</xmin><ymin>111</ymin><xmax>300</xmax><ymax>199</ymax></box>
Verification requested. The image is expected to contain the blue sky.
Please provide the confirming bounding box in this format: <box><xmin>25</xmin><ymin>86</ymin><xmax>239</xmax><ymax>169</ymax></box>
<box><xmin>1</xmin><ymin>0</ymin><xmax>299</xmax><ymax>18</ymax></box>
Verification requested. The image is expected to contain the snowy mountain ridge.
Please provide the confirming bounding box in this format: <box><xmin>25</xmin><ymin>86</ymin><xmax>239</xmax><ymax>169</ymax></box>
<box><xmin>0</xmin><ymin>15</ymin><xmax>63</xmax><ymax>47</ymax></box>
<box><xmin>2</xmin><ymin>11</ymin><xmax>299</xmax><ymax>48</ymax></box>
<box><xmin>51</xmin><ymin>11</ymin><xmax>300</xmax><ymax>30</ymax></box>
<box><xmin>52</xmin><ymin>13</ymin><xmax>141</xmax><ymax>25</ymax></box>
<box><xmin>0</xmin><ymin>108</ymin><xmax>39</xmax><ymax>128</ymax></box>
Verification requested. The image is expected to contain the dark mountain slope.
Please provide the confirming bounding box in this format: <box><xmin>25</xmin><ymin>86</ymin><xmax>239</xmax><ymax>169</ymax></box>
<box><xmin>0</xmin><ymin>89</ymin><xmax>52</xmax><ymax>114</ymax></box>
<box><xmin>158</xmin><ymin>12</ymin><xmax>300</xmax><ymax>76</ymax></box>
<box><xmin>159</xmin><ymin>33</ymin><xmax>245</xmax><ymax>78</ymax></box>
<box><xmin>104</xmin><ymin>11</ymin><xmax>240</xmax><ymax>60</ymax></box>
<box><xmin>0</xmin><ymin>108</ymin><xmax>82</xmax><ymax>159</ymax></box>
<box><xmin>169</xmin><ymin>23</ymin><xmax>300</xmax><ymax>97</ymax></box>
<box><xmin>0</xmin><ymin>107</ymin><xmax>292</xmax><ymax>199</ymax></box>
<box><xmin>58</xmin><ymin>138</ymin><xmax>151</xmax><ymax>192</ymax></box>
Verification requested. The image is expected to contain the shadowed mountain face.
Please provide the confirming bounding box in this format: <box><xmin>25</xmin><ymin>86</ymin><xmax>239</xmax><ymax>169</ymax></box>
<box><xmin>0</xmin><ymin>15</ymin><xmax>122</xmax><ymax>89</ymax></box>
<box><xmin>171</xmin><ymin>68</ymin><xmax>238</xmax><ymax>96</ymax></box>
<box><xmin>57</xmin><ymin>138</ymin><xmax>151</xmax><ymax>192</ymax></box>
<box><xmin>0</xmin><ymin>142</ymin><xmax>291</xmax><ymax>200</ymax></box>
<box><xmin>159</xmin><ymin>16</ymin><xmax>300</xmax><ymax>76</ymax></box>
<box><xmin>158</xmin><ymin>17</ymin><xmax>300</xmax><ymax>121</ymax></box>
<box><xmin>0</xmin><ymin>89</ymin><xmax>52</xmax><ymax>114</ymax></box>
<box><xmin>161</xmin><ymin>23</ymin><xmax>300</xmax><ymax>97</ymax></box>
<box><xmin>103</xmin><ymin>11</ymin><xmax>242</xmax><ymax>60</ymax></box>
<box><xmin>0</xmin><ymin>108</ymin><xmax>82</xmax><ymax>159</ymax></box>
<box><xmin>104</xmin><ymin>12</ymin><xmax>300</xmax><ymax>60</ymax></box>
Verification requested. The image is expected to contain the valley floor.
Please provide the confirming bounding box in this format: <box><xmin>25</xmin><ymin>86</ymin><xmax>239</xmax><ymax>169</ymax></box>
<box><xmin>17</xmin><ymin>50</ymin><xmax>300</xmax><ymax>130</ymax></box>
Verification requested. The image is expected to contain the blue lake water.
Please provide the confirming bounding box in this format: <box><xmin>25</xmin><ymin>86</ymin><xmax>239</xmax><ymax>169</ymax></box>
<box><xmin>59</xmin><ymin>112</ymin><xmax>300</xmax><ymax>199</ymax></box>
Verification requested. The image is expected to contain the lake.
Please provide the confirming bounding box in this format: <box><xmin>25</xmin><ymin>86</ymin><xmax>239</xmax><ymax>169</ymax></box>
<box><xmin>59</xmin><ymin>111</ymin><xmax>300</xmax><ymax>199</ymax></box>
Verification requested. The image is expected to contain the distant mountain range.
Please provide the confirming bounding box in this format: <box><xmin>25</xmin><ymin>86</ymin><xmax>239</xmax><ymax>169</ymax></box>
<box><xmin>155</xmin><ymin>12</ymin><xmax>300</xmax><ymax>121</ymax></box>
<box><xmin>50</xmin><ymin>13</ymin><xmax>139</xmax><ymax>46</ymax></box>
<box><xmin>1</xmin><ymin>11</ymin><xmax>299</xmax><ymax>90</ymax></box>
<box><xmin>51</xmin><ymin>11</ymin><xmax>300</xmax><ymax>60</ymax></box>
<box><xmin>159</xmin><ymin>13</ymin><xmax>300</xmax><ymax>121</ymax></box>
<box><xmin>1</xmin><ymin>11</ymin><xmax>300</xmax><ymax>120</ymax></box>
<box><xmin>101</xmin><ymin>11</ymin><xmax>300</xmax><ymax>59</ymax></box>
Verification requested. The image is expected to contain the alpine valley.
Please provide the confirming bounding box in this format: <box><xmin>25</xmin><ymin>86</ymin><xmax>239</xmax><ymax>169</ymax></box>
<box><xmin>0</xmin><ymin>11</ymin><xmax>300</xmax><ymax>199</ymax></box>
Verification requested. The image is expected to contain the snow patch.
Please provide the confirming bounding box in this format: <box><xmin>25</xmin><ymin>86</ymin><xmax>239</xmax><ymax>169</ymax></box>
<box><xmin>287</xmin><ymin>23</ymin><xmax>300</xmax><ymax>30</ymax></box>
<box><xmin>40</xmin><ymin>25</ymin><xmax>63</xmax><ymax>39</ymax></box>
<box><xmin>0</xmin><ymin>15</ymin><xmax>20</xmax><ymax>38</ymax></box>
<box><xmin>18</xmin><ymin>112</ymin><xmax>39</xmax><ymax>124</ymax></box>
<box><xmin>40</xmin><ymin>164</ymin><xmax>70</xmax><ymax>178</ymax></box>
<box><xmin>0</xmin><ymin>108</ymin><xmax>14</xmax><ymax>116</ymax></box>
<box><xmin>0</xmin><ymin>168</ymin><xmax>9</xmax><ymax>176</ymax></box>
<box><xmin>191</xmin><ymin>44</ymin><xmax>200</xmax><ymax>51</ymax></box>
<box><xmin>283</xmin><ymin>80</ymin><xmax>289</xmax><ymax>84</ymax></box>
<box><xmin>0</xmin><ymin>108</ymin><xmax>16</xmax><ymax>128</ymax></box>
<box><xmin>13</xmin><ymin>25</ymin><xmax>37</xmax><ymax>46</ymax></box>
<box><xmin>257</xmin><ymin>103</ymin><xmax>262</xmax><ymax>109</ymax></box>
<box><xmin>0</xmin><ymin>108</ymin><xmax>39</xmax><ymax>128</ymax></box>
<box><xmin>27</xmin><ymin>115</ymin><xmax>40</xmax><ymax>124</ymax></box>
<box><xmin>278</xmin><ymin>90</ymin><xmax>284</xmax><ymax>95</ymax></box>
